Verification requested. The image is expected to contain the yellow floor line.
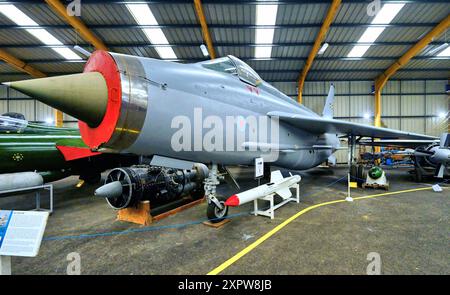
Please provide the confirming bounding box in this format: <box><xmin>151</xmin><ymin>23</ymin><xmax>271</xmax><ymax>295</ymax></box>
<box><xmin>208</xmin><ymin>186</ymin><xmax>441</xmax><ymax>275</ymax></box>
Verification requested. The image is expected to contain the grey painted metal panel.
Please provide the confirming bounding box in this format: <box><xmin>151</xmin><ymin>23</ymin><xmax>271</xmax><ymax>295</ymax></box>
<box><xmin>8</xmin><ymin>100</ymin><xmax>34</xmax><ymax>120</ymax></box>
<box><xmin>350</xmin><ymin>95</ymin><xmax>373</xmax><ymax>117</ymax></box>
<box><xmin>426</xmin><ymin>95</ymin><xmax>448</xmax><ymax>116</ymax></box>
<box><xmin>401</xmin><ymin>95</ymin><xmax>426</xmax><ymax>116</ymax></box>
<box><xmin>0</xmin><ymin>101</ymin><xmax>7</xmax><ymax>114</ymax></box>
<box><xmin>382</xmin><ymin>95</ymin><xmax>401</xmax><ymax>116</ymax></box>
<box><xmin>334</xmin><ymin>95</ymin><xmax>350</xmax><ymax>117</ymax></box>
<box><xmin>426</xmin><ymin>118</ymin><xmax>447</xmax><ymax>137</ymax></box>
<box><xmin>384</xmin><ymin>80</ymin><xmax>400</xmax><ymax>94</ymax></box>
<box><xmin>383</xmin><ymin>118</ymin><xmax>401</xmax><ymax>130</ymax></box>
<box><xmin>35</xmin><ymin>101</ymin><xmax>53</xmax><ymax>122</ymax></box>
<box><xmin>426</xmin><ymin>80</ymin><xmax>447</xmax><ymax>93</ymax></box>
<box><xmin>402</xmin><ymin>118</ymin><xmax>426</xmax><ymax>134</ymax></box>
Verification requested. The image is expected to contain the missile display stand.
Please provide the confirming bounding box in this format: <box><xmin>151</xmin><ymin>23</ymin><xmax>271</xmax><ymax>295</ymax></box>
<box><xmin>0</xmin><ymin>184</ymin><xmax>53</xmax><ymax>213</ymax></box>
<box><xmin>253</xmin><ymin>183</ymin><xmax>300</xmax><ymax>219</ymax></box>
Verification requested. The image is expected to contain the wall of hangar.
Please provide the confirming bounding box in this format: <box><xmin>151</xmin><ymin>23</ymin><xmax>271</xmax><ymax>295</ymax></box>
<box><xmin>0</xmin><ymin>79</ymin><xmax>448</xmax><ymax>163</ymax></box>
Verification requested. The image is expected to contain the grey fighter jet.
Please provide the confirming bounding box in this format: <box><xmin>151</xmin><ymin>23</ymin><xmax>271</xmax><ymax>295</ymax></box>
<box><xmin>4</xmin><ymin>51</ymin><xmax>438</xmax><ymax>221</ymax></box>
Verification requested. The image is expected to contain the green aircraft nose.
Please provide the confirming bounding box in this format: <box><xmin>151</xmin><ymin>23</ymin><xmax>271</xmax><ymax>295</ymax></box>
<box><xmin>4</xmin><ymin>72</ymin><xmax>108</xmax><ymax>128</ymax></box>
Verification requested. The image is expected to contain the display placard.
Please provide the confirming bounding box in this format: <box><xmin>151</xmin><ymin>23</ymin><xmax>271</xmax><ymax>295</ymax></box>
<box><xmin>255</xmin><ymin>157</ymin><xmax>264</xmax><ymax>179</ymax></box>
<box><xmin>0</xmin><ymin>210</ymin><xmax>49</xmax><ymax>257</ymax></box>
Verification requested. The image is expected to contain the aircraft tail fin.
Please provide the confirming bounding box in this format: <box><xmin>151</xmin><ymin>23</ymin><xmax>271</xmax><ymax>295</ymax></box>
<box><xmin>275</xmin><ymin>187</ymin><xmax>292</xmax><ymax>199</ymax></box>
<box><xmin>322</xmin><ymin>84</ymin><xmax>335</xmax><ymax>119</ymax></box>
<box><xmin>270</xmin><ymin>170</ymin><xmax>284</xmax><ymax>183</ymax></box>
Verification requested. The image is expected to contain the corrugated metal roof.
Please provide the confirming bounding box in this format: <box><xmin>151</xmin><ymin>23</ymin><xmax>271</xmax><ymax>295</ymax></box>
<box><xmin>203</xmin><ymin>4</ymin><xmax>255</xmax><ymax>25</ymax></box>
<box><xmin>277</xmin><ymin>3</ymin><xmax>329</xmax><ymax>25</ymax></box>
<box><xmin>0</xmin><ymin>1</ymin><xmax>448</xmax><ymax>82</ymax></box>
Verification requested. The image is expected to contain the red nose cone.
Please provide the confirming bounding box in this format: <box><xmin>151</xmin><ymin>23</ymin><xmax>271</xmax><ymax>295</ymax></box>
<box><xmin>225</xmin><ymin>195</ymin><xmax>240</xmax><ymax>207</ymax></box>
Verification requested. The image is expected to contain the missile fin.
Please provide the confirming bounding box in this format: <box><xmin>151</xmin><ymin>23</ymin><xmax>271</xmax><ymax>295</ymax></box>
<box><xmin>275</xmin><ymin>187</ymin><xmax>292</xmax><ymax>199</ymax></box>
<box><xmin>270</xmin><ymin>170</ymin><xmax>284</xmax><ymax>183</ymax></box>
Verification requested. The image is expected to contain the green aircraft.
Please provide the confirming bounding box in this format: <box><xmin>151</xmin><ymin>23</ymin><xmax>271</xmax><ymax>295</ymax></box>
<box><xmin>0</xmin><ymin>113</ymin><xmax>138</xmax><ymax>184</ymax></box>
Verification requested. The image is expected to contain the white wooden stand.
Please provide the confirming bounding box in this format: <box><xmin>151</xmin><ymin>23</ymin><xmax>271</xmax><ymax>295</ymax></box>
<box><xmin>253</xmin><ymin>184</ymin><xmax>300</xmax><ymax>219</ymax></box>
<box><xmin>0</xmin><ymin>256</ymin><xmax>11</xmax><ymax>275</ymax></box>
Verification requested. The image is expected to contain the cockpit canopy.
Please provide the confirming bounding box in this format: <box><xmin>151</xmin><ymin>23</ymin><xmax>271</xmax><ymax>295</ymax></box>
<box><xmin>200</xmin><ymin>55</ymin><xmax>262</xmax><ymax>87</ymax></box>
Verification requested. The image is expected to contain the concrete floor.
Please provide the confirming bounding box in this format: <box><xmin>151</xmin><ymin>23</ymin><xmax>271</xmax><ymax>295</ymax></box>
<box><xmin>1</xmin><ymin>166</ymin><xmax>448</xmax><ymax>275</ymax></box>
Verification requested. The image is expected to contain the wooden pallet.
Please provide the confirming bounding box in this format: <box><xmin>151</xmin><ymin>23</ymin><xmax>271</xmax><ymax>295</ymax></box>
<box><xmin>202</xmin><ymin>219</ymin><xmax>231</xmax><ymax>228</ymax></box>
<box><xmin>117</xmin><ymin>197</ymin><xmax>205</xmax><ymax>226</ymax></box>
<box><xmin>117</xmin><ymin>201</ymin><xmax>152</xmax><ymax>226</ymax></box>
<box><xmin>152</xmin><ymin>198</ymin><xmax>205</xmax><ymax>222</ymax></box>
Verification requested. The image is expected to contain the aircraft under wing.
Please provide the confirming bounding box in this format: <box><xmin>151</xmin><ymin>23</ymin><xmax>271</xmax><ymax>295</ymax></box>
<box><xmin>267</xmin><ymin>111</ymin><xmax>438</xmax><ymax>140</ymax></box>
<box><xmin>358</xmin><ymin>139</ymin><xmax>439</xmax><ymax>148</ymax></box>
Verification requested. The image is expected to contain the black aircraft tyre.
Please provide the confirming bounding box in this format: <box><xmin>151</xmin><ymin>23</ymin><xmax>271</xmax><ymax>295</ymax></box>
<box><xmin>207</xmin><ymin>195</ymin><xmax>229</xmax><ymax>223</ymax></box>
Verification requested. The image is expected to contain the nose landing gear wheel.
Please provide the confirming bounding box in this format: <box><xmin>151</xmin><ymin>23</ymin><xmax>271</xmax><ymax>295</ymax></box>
<box><xmin>207</xmin><ymin>196</ymin><xmax>228</xmax><ymax>223</ymax></box>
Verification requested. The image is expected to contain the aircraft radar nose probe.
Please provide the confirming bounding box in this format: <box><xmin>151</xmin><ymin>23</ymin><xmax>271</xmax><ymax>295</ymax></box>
<box><xmin>5</xmin><ymin>50</ymin><xmax>148</xmax><ymax>152</ymax></box>
<box><xmin>4</xmin><ymin>72</ymin><xmax>108</xmax><ymax>128</ymax></box>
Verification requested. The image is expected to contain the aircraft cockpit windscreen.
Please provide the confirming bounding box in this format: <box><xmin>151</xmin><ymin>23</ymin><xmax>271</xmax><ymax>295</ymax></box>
<box><xmin>200</xmin><ymin>57</ymin><xmax>238</xmax><ymax>75</ymax></box>
<box><xmin>228</xmin><ymin>55</ymin><xmax>262</xmax><ymax>87</ymax></box>
<box><xmin>0</xmin><ymin>115</ymin><xmax>28</xmax><ymax>133</ymax></box>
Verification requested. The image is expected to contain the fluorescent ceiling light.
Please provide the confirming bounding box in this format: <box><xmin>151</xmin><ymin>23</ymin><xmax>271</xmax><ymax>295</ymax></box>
<box><xmin>318</xmin><ymin>43</ymin><xmax>329</xmax><ymax>55</ymax></box>
<box><xmin>0</xmin><ymin>4</ymin><xmax>36</xmax><ymax>25</ymax></box>
<box><xmin>255</xmin><ymin>4</ymin><xmax>278</xmax><ymax>58</ymax></box>
<box><xmin>434</xmin><ymin>43</ymin><xmax>450</xmax><ymax>56</ymax></box>
<box><xmin>0</xmin><ymin>5</ymin><xmax>80</xmax><ymax>60</ymax></box>
<box><xmin>52</xmin><ymin>47</ymin><xmax>82</xmax><ymax>60</ymax></box>
<box><xmin>200</xmin><ymin>44</ymin><xmax>209</xmax><ymax>57</ymax></box>
<box><xmin>357</xmin><ymin>27</ymin><xmax>385</xmax><ymax>43</ymax></box>
<box><xmin>255</xmin><ymin>47</ymin><xmax>273</xmax><ymax>59</ymax></box>
<box><xmin>27</xmin><ymin>29</ymin><xmax>62</xmax><ymax>45</ymax></box>
<box><xmin>347</xmin><ymin>3</ymin><xmax>405</xmax><ymax>58</ymax></box>
<box><xmin>371</xmin><ymin>4</ymin><xmax>405</xmax><ymax>24</ymax></box>
<box><xmin>126</xmin><ymin>4</ymin><xmax>177</xmax><ymax>59</ymax></box>
<box><xmin>347</xmin><ymin>45</ymin><xmax>371</xmax><ymax>58</ymax></box>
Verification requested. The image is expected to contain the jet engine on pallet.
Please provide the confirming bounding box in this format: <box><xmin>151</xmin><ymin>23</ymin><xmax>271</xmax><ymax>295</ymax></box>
<box><xmin>95</xmin><ymin>164</ymin><xmax>209</xmax><ymax>210</ymax></box>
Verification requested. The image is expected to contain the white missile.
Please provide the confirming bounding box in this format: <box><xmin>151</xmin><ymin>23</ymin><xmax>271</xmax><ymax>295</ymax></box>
<box><xmin>225</xmin><ymin>170</ymin><xmax>301</xmax><ymax>207</ymax></box>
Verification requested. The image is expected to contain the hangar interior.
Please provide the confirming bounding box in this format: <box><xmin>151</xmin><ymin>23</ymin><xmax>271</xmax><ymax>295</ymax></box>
<box><xmin>0</xmin><ymin>0</ymin><xmax>449</xmax><ymax>275</ymax></box>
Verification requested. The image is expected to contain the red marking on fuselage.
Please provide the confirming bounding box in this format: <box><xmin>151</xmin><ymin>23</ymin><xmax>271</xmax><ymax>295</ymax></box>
<box><xmin>246</xmin><ymin>85</ymin><xmax>260</xmax><ymax>95</ymax></box>
<box><xmin>79</xmin><ymin>50</ymin><xmax>122</xmax><ymax>149</ymax></box>
<box><xmin>56</xmin><ymin>145</ymin><xmax>101</xmax><ymax>161</ymax></box>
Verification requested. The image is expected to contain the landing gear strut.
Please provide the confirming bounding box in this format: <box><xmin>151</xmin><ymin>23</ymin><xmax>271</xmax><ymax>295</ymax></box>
<box><xmin>204</xmin><ymin>164</ymin><xmax>229</xmax><ymax>223</ymax></box>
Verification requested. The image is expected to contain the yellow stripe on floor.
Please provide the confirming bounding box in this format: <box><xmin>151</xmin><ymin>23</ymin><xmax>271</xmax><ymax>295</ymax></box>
<box><xmin>208</xmin><ymin>186</ymin><xmax>441</xmax><ymax>275</ymax></box>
